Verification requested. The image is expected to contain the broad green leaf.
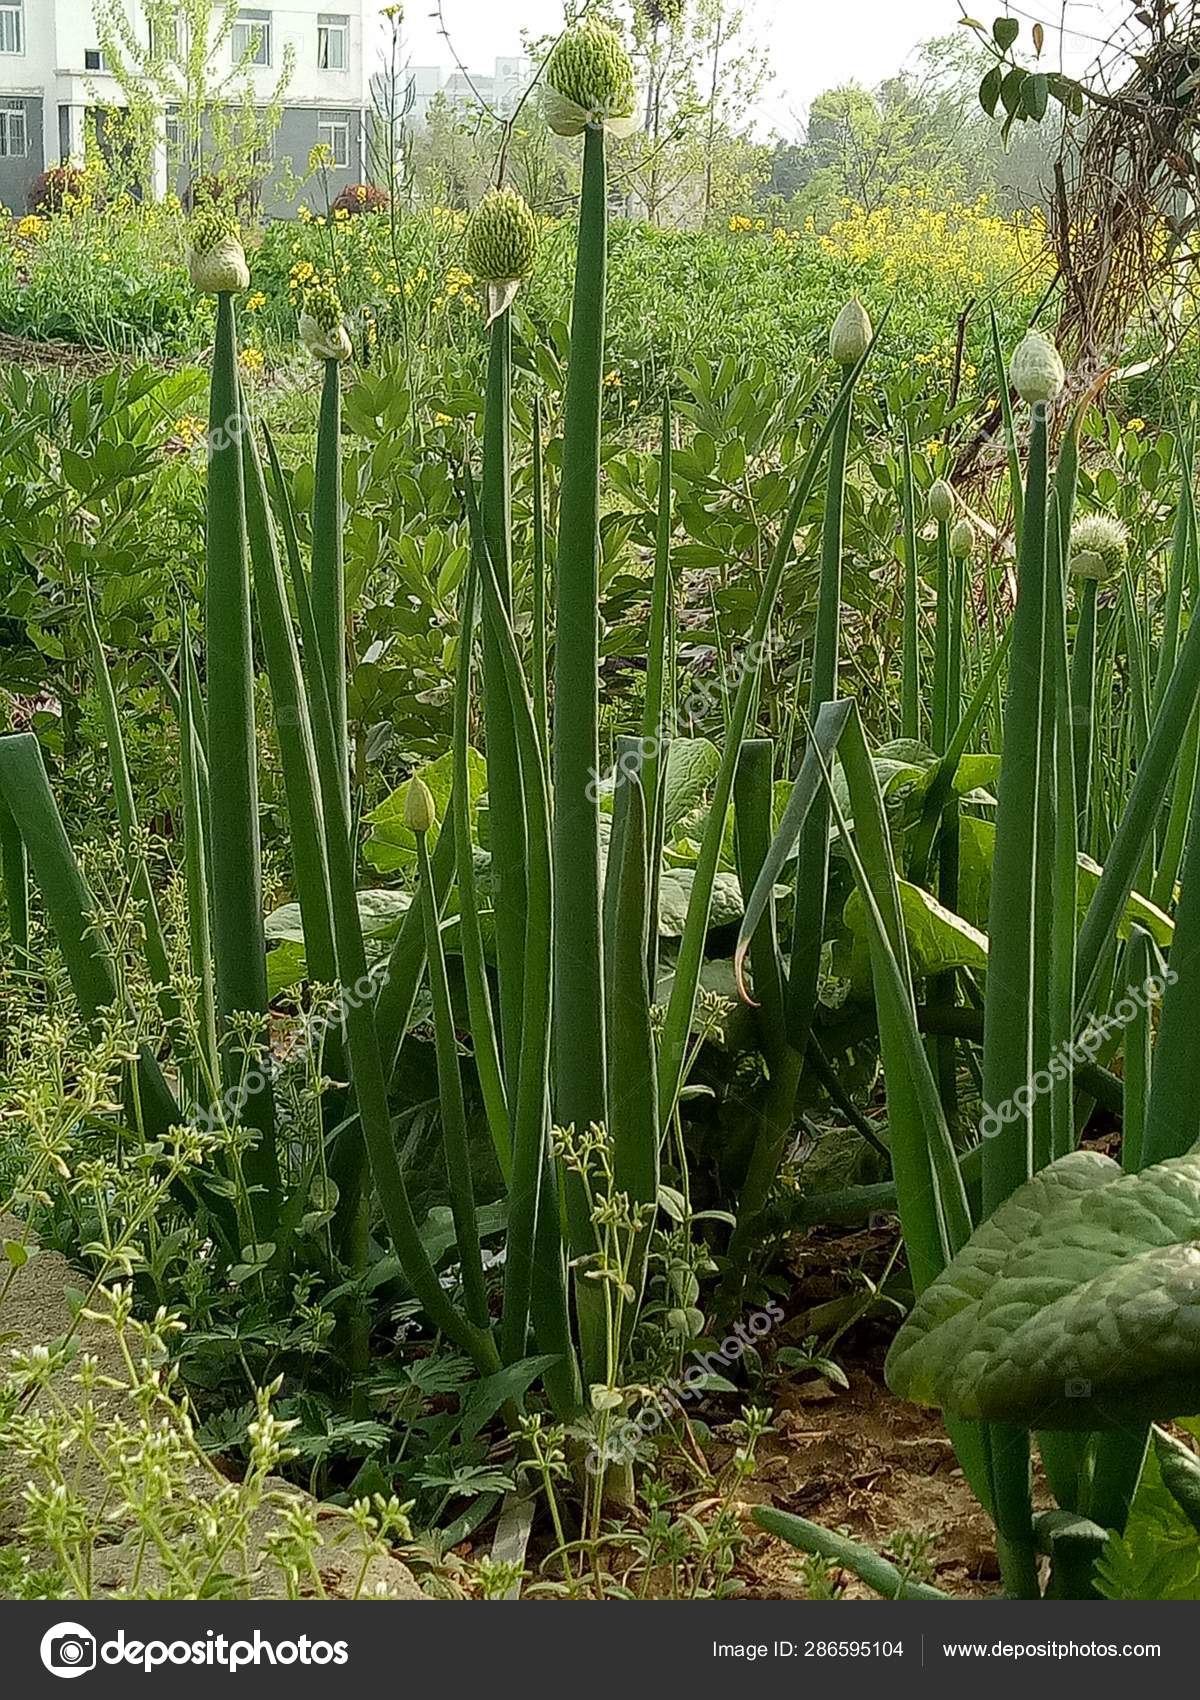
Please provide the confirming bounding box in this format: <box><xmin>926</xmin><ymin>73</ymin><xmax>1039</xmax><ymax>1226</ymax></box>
<box><xmin>657</xmin><ymin>866</ymin><xmax>742</xmax><ymax>936</ymax></box>
<box><xmin>887</xmin><ymin>1150</ymin><xmax>1200</xmax><ymax>1428</ymax></box>
<box><xmin>957</xmin><ymin>816</ymin><xmax>1173</xmax><ymax>946</ymax></box>
<box><xmin>832</xmin><ymin>743</ymin><xmax>997</xmax><ymax>822</ymax></box>
<box><xmin>266</xmin><ymin>938</ymin><xmax>308</xmax><ymax>998</ymax></box>
<box><xmin>1077</xmin><ymin>851</ymin><xmax>1173</xmax><ymax>947</ymax></box>
<box><xmin>662</xmin><ymin>737</ymin><xmax>721</xmax><ymax>835</ymax></box>
<box><xmin>1023</xmin><ymin>71</ymin><xmax>1049</xmax><ymax>119</ymax></box>
<box><xmin>365</xmin><ymin>747</ymin><xmax>486</xmax><ymax>873</ymax></box>
<box><xmin>266</xmin><ymin>888</ymin><xmax>413</xmax><ymax>944</ymax></box>
<box><xmin>843</xmin><ymin>878</ymin><xmax>988</xmax><ymax>992</ymax></box>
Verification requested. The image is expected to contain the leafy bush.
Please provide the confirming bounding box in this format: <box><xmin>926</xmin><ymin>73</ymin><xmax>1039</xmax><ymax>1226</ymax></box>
<box><xmin>333</xmin><ymin>183</ymin><xmax>391</xmax><ymax>217</ymax></box>
<box><xmin>27</xmin><ymin>167</ymin><xmax>91</xmax><ymax>216</ymax></box>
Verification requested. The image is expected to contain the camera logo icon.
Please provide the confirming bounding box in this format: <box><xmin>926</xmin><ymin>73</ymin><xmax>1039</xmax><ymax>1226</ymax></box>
<box><xmin>40</xmin><ymin>1623</ymin><xmax>97</xmax><ymax>1679</ymax></box>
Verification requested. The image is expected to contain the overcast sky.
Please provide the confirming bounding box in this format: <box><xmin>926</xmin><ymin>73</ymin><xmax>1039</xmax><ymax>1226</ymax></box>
<box><xmin>393</xmin><ymin>1</ymin><xmax>1137</xmax><ymax>135</ymax></box>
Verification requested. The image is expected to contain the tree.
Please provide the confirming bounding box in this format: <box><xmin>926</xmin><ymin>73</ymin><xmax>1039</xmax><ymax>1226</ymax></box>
<box><xmin>965</xmin><ymin>4</ymin><xmax>1200</xmax><ymax>372</ymax></box>
<box><xmin>768</xmin><ymin>35</ymin><xmax>1058</xmax><ymax>224</ymax></box>
<box><xmin>93</xmin><ymin>0</ymin><xmax>293</xmax><ymax>204</ymax></box>
<box><xmin>618</xmin><ymin>0</ymin><xmax>768</xmax><ymax>225</ymax></box>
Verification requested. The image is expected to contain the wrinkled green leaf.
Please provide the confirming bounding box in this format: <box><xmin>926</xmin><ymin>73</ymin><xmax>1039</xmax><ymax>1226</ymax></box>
<box><xmin>888</xmin><ymin>1150</ymin><xmax>1200</xmax><ymax>1428</ymax></box>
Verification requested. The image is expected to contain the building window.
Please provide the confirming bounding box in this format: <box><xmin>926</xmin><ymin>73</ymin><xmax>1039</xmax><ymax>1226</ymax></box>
<box><xmin>165</xmin><ymin>106</ymin><xmax>184</xmax><ymax>151</ymax></box>
<box><xmin>85</xmin><ymin>48</ymin><xmax>108</xmax><ymax>72</ymax></box>
<box><xmin>318</xmin><ymin>111</ymin><xmax>350</xmax><ymax>168</ymax></box>
<box><xmin>0</xmin><ymin>99</ymin><xmax>28</xmax><ymax>157</ymax></box>
<box><xmin>151</xmin><ymin>10</ymin><xmax>187</xmax><ymax>59</ymax></box>
<box><xmin>318</xmin><ymin>14</ymin><xmax>348</xmax><ymax>71</ymax></box>
<box><xmin>233</xmin><ymin>9</ymin><xmax>271</xmax><ymax>68</ymax></box>
<box><xmin>0</xmin><ymin>2</ymin><xmax>23</xmax><ymax>56</ymax></box>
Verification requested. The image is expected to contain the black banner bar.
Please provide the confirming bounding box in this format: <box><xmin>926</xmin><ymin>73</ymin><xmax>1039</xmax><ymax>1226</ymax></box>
<box><xmin>2</xmin><ymin>1600</ymin><xmax>1190</xmax><ymax>1697</ymax></box>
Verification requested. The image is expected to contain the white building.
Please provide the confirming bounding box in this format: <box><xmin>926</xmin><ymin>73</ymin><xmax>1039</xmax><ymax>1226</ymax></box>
<box><xmin>399</xmin><ymin>55</ymin><xmax>534</xmax><ymax>128</ymax></box>
<box><xmin>0</xmin><ymin>1</ymin><xmax>372</xmax><ymax>214</ymax></box>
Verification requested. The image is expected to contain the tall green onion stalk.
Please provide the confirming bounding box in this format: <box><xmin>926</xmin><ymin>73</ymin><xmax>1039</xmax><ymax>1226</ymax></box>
<box><xmin>704</xmin><ymin>318</ymin><xmax>885</xmax><ymax>1311</ymax></box>
<box><xmin>977</xmin><ymin>332</ymin><xmax>1069</xmax><ymax>1596</ymax></box>
<box><xmin>981</xmin><ymin>332</ymin><xmax>1067</xmax><ymax>1218</ymax></box>
<box><xmin>467</xmin><ymin>192</ymin><xmax>539</xmax><ymax>1145</ymax></box>
<box><xmin>1068</xmin><ymin>514</ymin><xmax>1127</xmax><ymax>852</ymax></box>
<box><xmin>541</xmin><ymin>20</ymin><xmax>640</xmax><ymax>1378</ymax></box>
<box><xmin>717</xmin><ymin>304</ymin><xmax>875</xmax><ymax>1292</ymax></box>
<box><xmin>786</xmin><ymin>299</ymin><xmax>871</xmax><ymax>1054</ymax></box>
<box><xmin>930</xmin><ymin>506</ymin><xmax>972</xmax><ymax>1128</ymax></box>
<box><xmin>899</xmin><ymin>428</ymin><xmax>920</xmax><ymax>741</ymax></box>
<box><xmin>309</xmin><ymin>346</ymin><xmax>350</xmax><ymax>813</ymax></box>
<box><xmin>0</xmin><ymin>779</ymin><xmax>27</xmax><ymax>966</ymax></box>
<box><xmin>195</xmin><ymin>214</ymin><xmax>277</xmax><ymax>1221</ymax></box>
<box><xmin>550</xmin><ymin>123</ymin><xmax>611</xmax><ymax>1231</ymax></box>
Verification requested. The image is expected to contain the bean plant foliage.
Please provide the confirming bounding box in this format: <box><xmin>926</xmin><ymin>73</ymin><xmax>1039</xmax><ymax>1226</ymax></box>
<box><xmin>8</xmin><ymin>8</ymin><xmax>1200</xmax><ymax>1605</ymax></box>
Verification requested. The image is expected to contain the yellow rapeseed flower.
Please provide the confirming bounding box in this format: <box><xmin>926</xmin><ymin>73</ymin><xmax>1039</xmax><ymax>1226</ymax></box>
<box><xmin>173</xmin><ymin>414</ymin><xmax>206</xmax><ymax>447</ymax></box>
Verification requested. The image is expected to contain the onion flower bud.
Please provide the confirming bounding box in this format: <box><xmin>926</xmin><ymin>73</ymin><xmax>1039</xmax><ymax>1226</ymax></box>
<box><xmin>1010</xmin><ymin>330</ymin><xmax>1065</xmax><ymax>406</ymax></box>
<box><xmin>404</xmin><ymin>776</ymin><xmax>437</xmax><ymax>835</ymax></box>
<box><xmin>188</xmin><ymin>205</ymin><xmax>249</xmax><ymax>294</ymax></box>
<box><xmin>928</xmin><ymin>479</ymin><xmax>954</xmax><ymax>525</ymax></box>
<box><xmin>829</xmin><ymin>298</ymin><xmax>872</xmax><ymax>366</ymax></box>
<box><xmin>949</xmin><ymin>517</ymin><xmax>975</xmax><ymax>560</ymax></box>
<box><xmin>544</xmin><ymin>18</ymin><xmax>637</xmax><ymax>137</ymax></box>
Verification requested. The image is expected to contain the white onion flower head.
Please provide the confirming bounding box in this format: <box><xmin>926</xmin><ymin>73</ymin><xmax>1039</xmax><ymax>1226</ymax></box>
<box><xmin>1070</xmin><ymin>512</ymin><xmax>1129</xmax><ymax>582</ymax></box>
<box><xmin>1010</xmin><ymin>330</ymin><xmax>1065</xmax><ymax>406</ymax></box>
<box><xmin>466</xmin><ymin>187</ymin><xmax>540</xmax><ymax>323</ymax></box>
<box><xmin>544</xmin><ymin>18</ymin><xmax>637</xmax><ymax>138</ymax></box>
<box><xmin>299</xmin><ymin>277</ymin><xmax>352</xmax><ymax>363</ymax></box>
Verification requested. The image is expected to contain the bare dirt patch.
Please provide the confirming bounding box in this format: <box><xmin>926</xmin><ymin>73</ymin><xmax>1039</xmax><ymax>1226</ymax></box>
<box><xmin>734</xmin><ymin>1222</ymin><xmax>999</xmax><ymax>1599</ymax></box>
